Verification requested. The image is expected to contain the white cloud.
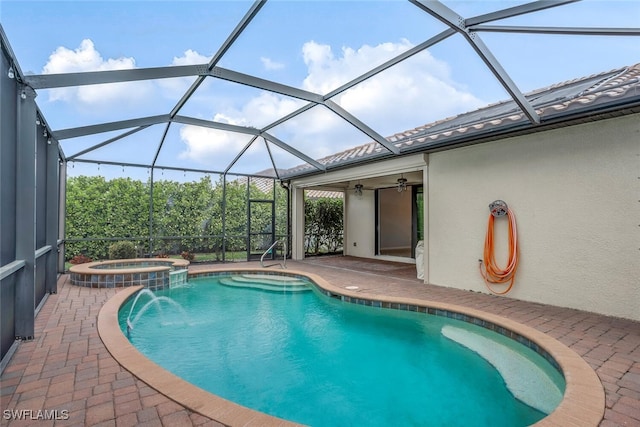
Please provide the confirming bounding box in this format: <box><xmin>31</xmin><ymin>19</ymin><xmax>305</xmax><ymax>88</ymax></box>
<box><xmin>178</xmin><ymin>92</ymin><xmax>306</xmax><ymax>164</ymax></box>
<box><xmin>260</xmin><ymin>57</ymin><xmax>285</xmax><ymax>71</ymax></box>
<box><xmin>47</xmin><ymin>39</ymin><xmax>483</xmax><ymax>169</ymax></box>
<box><xmin>43</xmin><ymin>39</ymin><xmax>153</xmax><ymax>106</ymax></box>
<box><xmin>171</xmin><ymin>49</ymin><xmax>210</xmax><ymax>67</ymax></box>
<box><xmin>243</xmin><ymin>92</ymin><xmax>304</xmax><ymax>124</ymax></box>
<box><xmin>43</xmin><ymin>39</ymin><xmax>133</xmax><ymax>74</ymax></box>
<box><xmin>178</xmin><ymin>118</ymin><xmax>251</xmax><ymax>164</ymax></box>
<box><xmin>301</xmin><ymin>39</ymin><xmax>483</xmax><ymax>135</ymax></box>
<box><xmin>178</xmin><ymin>39</ymin><xmax>485</xmax><ymax>168</ymax></box>
<box><xmin>42</xmin><ymin>41</ymin><xmax>213</xmax><ymax>108</ymax></box>
<box><xmin>158</xmin><ymin>49</ymin><xmax>212</xmax><ymax>96</ymax></box>
<box><xmin>273</xmin><ymin>107</ymin><xmax>350</xmax><ymax>159</ymax></box>
<box><xmin>301</xmin><ymin>40</ymin><xmax>403</xmax><ymax>94</ymax></box>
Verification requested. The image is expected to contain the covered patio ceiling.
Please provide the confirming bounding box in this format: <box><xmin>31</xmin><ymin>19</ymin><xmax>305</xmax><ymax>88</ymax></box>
<box><xmin>2</xmin><ymin>0</ymin><xmax>639</xmax><ymax>181</ymax></box>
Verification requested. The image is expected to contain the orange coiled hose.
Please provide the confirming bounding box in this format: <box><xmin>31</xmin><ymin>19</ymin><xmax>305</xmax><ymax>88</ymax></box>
<box><xmin>479</xmin><ymin>208</ymin><xmax>519</xmax><ymax>294</ymax></box>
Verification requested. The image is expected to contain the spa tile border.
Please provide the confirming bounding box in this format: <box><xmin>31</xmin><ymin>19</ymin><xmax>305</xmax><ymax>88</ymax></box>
<box><xmin>99</xmin><ymin>268</ymin><xmax>605</xmax><ymax>427</ymax></box>
<box><xmin>69</xmin><ymin>258</ymin><xmax>189</xmax><ymax>290</ymax></box>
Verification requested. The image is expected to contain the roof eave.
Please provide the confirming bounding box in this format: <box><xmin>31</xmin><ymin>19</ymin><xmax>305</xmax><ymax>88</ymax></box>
<box><xmin>284</xmin><ymin>98</ymin><xmax>640</xmax><ymax>181</ymax></box>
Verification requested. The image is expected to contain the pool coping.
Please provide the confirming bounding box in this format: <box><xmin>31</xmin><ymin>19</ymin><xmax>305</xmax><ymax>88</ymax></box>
<box><xmin>97</xmin><ymin>268</ymin><xmax>605</xmax><ymax>427</ymax></box>
<box><xmin>69</xmin><ymin>257</ymin><xmax>190</xmax><ymax>275</ymax></box>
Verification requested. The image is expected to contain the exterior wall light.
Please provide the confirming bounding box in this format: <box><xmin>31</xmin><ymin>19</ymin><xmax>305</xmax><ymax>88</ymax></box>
<box><xmin>7</xmin><ymin>66</ymin><xmax>15</xmax><ymax>79</ymax></box>
<box><xmin>354</xmin><ymin>183</ymin><xmax>364</xmax><ymax>197</ymax></box>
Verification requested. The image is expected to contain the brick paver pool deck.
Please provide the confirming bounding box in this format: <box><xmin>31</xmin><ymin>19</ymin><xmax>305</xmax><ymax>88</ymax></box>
<box><xmin>1</xmin><ymin>256</ymin><xmax>638</xmax><ymax>426</ymax></box>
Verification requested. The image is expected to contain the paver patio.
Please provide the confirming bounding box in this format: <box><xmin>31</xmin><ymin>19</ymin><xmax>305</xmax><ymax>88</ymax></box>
<box><xmin>1</xmin><ymin>256</ymin><xmax>638</xmax><ymax>426</ymax></box>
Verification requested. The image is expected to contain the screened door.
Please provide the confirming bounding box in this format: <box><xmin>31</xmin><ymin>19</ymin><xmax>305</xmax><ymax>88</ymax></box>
<box><xmin>248</xmin><ymin>200</ymin><xmax>275</xmax><ymax>260</ymax></box>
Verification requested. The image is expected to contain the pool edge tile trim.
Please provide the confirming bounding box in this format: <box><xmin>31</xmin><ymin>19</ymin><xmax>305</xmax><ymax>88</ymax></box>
<box><xmin>99</xmin><ymin>268</ymin><xmax>605</xmax><ymax>427</ymax></box>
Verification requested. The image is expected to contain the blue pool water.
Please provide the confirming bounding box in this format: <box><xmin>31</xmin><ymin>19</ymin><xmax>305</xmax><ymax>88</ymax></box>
<box><xmin>119</xmin><ymin>273</ymin><xmax>564</xmax><ymax>426</ymax></box>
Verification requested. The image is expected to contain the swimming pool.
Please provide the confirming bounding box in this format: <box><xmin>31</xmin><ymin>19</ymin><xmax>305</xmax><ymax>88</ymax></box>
<box><xmin>117</xmin><ymin>271</ymin><xmax>565</xmax><ymax>426</ymax></box>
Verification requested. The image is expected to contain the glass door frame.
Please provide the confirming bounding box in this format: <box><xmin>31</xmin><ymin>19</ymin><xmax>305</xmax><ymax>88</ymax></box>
<box><xmin>374</xmin><ymin>184</ymin><xmax>423</xmax><ymax>258</ymax></box>
<box><xmin>247</xmin><ymin>199</ymin><xmax>275</xmax><ymax>261</ymax></box>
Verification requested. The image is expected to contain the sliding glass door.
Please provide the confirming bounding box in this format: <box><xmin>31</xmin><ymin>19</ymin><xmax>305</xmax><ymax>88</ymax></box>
<box><xmin>376</xmin><ymin>185</ymin><xmax>423</xmax><ymax>258</ymax></box>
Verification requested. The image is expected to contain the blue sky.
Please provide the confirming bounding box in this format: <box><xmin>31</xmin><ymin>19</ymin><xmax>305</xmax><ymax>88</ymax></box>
<box><xmin>1</xmin><ymin>0</ymin><xmax>639</xmax><ymax>180</ymax></box>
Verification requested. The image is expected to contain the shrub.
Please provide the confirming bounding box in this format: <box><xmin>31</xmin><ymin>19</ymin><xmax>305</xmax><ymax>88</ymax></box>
<box><xmin>108</xmin><ymin>241</ymin><xmax>137</xmax><ymax>260</ymax></box>
<box><xmin>304</xmin><ymin>197</ymin><xmax>343</xmax><ymax>255</ymax></box>
<box><xmin>181</xmin><ymin>251</ymin><xmax>195</xmax><ymax>261</ymax></box>
<box><xmin>69</xmin><ymin>254</ymin><xmax>93</xmax><ymax>265</ymax></box>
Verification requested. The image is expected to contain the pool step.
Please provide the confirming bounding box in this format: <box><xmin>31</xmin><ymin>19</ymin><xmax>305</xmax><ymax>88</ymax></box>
<box><xmin>219</xmin><ymin>274</ymin><xmax>310</xmax><ymax>292</ymax></box>
<box><xmin>441</xmin><ymin>325</ymin><xmax>563</xmax><ymax>414</ymax></box>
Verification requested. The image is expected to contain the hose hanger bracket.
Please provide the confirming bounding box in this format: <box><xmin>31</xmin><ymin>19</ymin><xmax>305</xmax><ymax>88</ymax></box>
<box><xmin>489</xmin><ymin>200</ymin><xmax>508</xmax><ymax>217</ymax></box>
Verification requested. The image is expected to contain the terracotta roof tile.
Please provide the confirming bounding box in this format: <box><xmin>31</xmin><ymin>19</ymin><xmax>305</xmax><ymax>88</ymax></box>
<box><xmin>280</xmin><ymin>63</ymin><xmax>640</xmax><ymax>179</ymax></box>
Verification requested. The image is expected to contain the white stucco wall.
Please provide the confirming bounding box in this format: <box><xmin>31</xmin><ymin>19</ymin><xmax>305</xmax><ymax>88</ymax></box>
<box><xmin>427</xmin><ymin>114</ymin><xmax>640</xmax><ymax>321</ymax></box>
<box><xmin>291</xmin><ymin>120</ymin><xmax>638</xmax><ymax>320</ymax></box>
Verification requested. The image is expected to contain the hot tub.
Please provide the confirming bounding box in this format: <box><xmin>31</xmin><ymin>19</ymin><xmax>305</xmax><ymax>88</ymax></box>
<box><xmin>69</xmin><ymin>258</ymin><xmax>189</xmax><ymax>290</ymax></box>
